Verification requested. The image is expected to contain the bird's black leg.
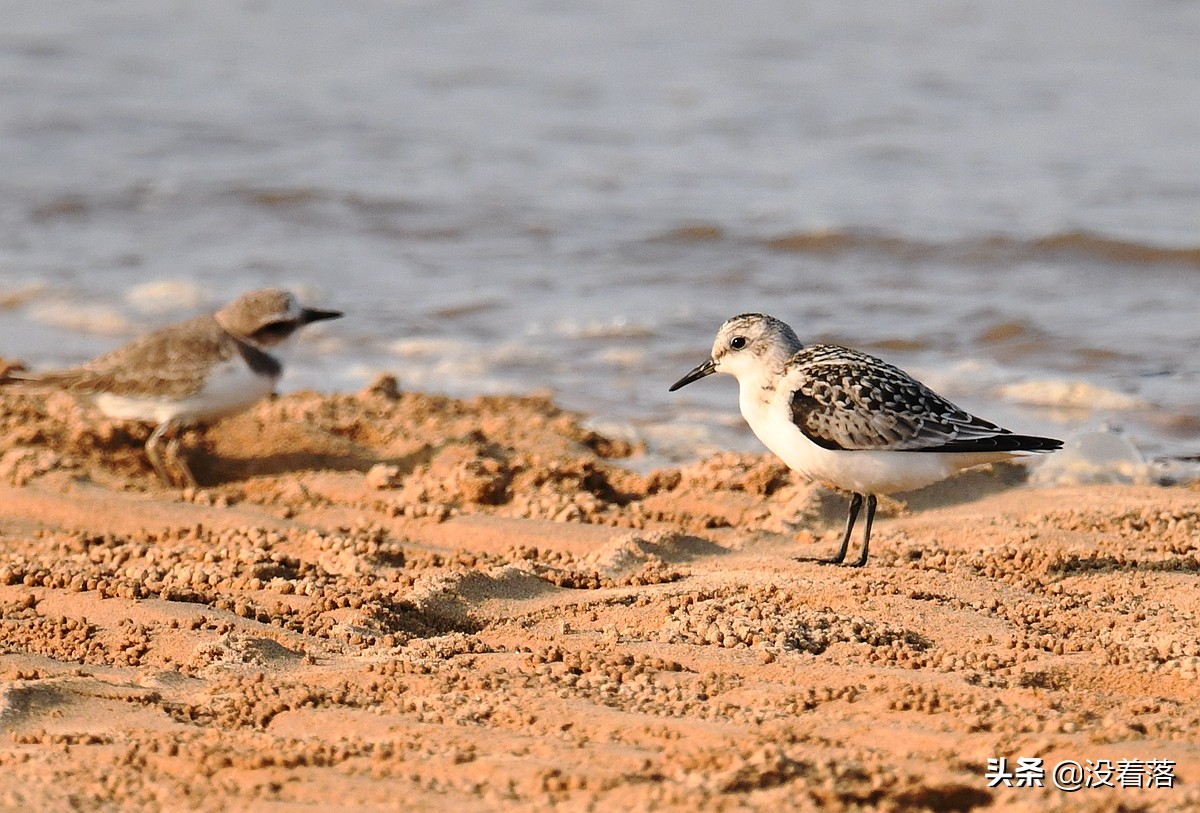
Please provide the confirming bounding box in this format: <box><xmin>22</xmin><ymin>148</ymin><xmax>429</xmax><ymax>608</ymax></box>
<box><xmin>800</xmin><ymin>492</ymin><xmax>862</xmax><ymax>565</ymax></box>
<box><xmin>847</xmin><ymin>494</ymin><xmax>877</xmax><ymax>568</ymax></box>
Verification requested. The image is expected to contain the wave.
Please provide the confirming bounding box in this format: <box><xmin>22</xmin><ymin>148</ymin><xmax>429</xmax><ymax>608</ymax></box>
<box><xmin>658</xmin><ymin>225</ymin><xmax>1200</xmax><ymax>269</ymax></box>
<box><xmin>27</xmin><ymin>183</ymin><xmax>1200</xmax><ymax>270</ymax></box>
<box><xmin>769</xmin><ymin>229</ymin><xmax>1200</xmax><ymax>269</ymax></box>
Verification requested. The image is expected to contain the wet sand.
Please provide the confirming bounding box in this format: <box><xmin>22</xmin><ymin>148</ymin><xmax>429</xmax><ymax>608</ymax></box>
<box><xmin>1</xmin><ymin>375</ymin><xmax>1199</xmax><ymax>811</ymax></box>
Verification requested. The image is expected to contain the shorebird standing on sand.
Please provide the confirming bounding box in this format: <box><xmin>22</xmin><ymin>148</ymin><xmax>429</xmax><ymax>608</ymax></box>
<box><xmin>2</xmin><ymin>288</ymin><xmax>342</xmax><ymax>488</ymax></box>
<box><xmin>670</xmin><ymin>313</ymin><xmax>1061</xmax><ymax>567</ymax></box>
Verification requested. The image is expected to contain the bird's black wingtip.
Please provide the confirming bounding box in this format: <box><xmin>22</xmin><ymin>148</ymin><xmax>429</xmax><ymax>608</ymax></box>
<box><xmin>1022</xmin><ymin>435</ymin><xmax>1064</xmax><ymax>452</ymax></box>
<box><xmin>983</xmin><ymin>434</ymin><xmax>1064</xmax><ymax>454</ymax></box>
<box><xmin>915</xmin><ymin>434</ymin><xmax>1064</xmax><ymax>454</ymax></box>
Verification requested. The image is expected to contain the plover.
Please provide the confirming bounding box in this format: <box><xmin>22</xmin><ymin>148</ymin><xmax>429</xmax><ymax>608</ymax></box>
<box><xmin>669</xmin><ymin>313</ymin><xmax>1062</xmax><ymax>567</ymax></box>
<box><xmin>2</xmin><ymin>288</ymin><xmax>342</xmax><ymax>487</ymax></box>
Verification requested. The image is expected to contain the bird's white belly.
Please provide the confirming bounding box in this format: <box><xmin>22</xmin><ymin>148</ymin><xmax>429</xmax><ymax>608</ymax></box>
<box><xmin>93</xmin><ymin>360</ymin><xmax>276</xmax><ymax>425</ymax></box>
<box><xmin>739</xmin><ymin>387</ymin><xmax>1003</xmax><ymax>494</ymax></box>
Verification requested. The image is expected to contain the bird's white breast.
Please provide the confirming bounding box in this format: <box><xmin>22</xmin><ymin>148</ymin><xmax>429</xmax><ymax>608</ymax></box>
<box><xmin>92</xmin><ymin>358</ymin><xmax>276</xmax><ymax>426</ymax></box>
<box><xmin>737</xmin><ymin>377</ymin><xmax>1003</xmax><ymax>494</ymax></box>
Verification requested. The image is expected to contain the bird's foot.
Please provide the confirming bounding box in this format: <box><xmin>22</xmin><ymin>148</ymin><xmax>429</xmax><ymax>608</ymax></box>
<box><xmin>165</xmin><ymin>436</ymin><xmax>200</xmax><ymax>490</ymax></box>
<box><xmin>794</xmin><ymin>554</ymin><xmax>848</xmax><ymax>567</ymax></box>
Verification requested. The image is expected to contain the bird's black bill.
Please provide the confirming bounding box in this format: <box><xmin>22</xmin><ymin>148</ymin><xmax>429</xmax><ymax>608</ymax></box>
<box><xmin>300</xmin><ymin>307</ymin><xmax>344</xmax><ymax>324</ymax></box>
<box><xmin>668</xmin><ymin>358</ymin><xmax>716</xmax><ymax>391</ymax></box>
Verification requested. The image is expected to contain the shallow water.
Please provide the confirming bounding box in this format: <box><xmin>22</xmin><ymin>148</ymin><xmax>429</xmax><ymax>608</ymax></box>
<box><xmin>2</xmin><ymin>0</ymin><xmax>1199</xmax><ymax>462</ymax></box>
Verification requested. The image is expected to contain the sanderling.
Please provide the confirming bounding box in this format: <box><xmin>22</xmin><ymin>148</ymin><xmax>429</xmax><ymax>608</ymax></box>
<box><xmin>2</xmin><ymin>288</ymin><xmax>342</xmax><ymax>487</ymax></box>
<box><xmin>670</xmin><ymin>313</ymin><xmax>1062</xmax><ymax>567</ymax></box>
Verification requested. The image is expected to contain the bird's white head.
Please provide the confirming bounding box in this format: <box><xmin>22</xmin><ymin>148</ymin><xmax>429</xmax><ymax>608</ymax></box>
<box><xmin>215</xmin><ymin>289</ymin><xmax>343</xmax><ymax>348</ymax></box>
<box><xmin>669</xmin><ymin>313</ymin><xmax>803</xmax><ymax>391</ymax></box>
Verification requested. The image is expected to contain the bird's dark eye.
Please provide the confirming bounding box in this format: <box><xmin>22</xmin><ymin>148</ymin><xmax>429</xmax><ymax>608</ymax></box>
<box><xmin>253</xmin><ymin>321</ymin><xmax>297</xmax><ymax>341</ymax></box>
<box><xmin>730</xmin><ymin>336</ymin><xmax>747</xmax><ymax>350</ymax></box>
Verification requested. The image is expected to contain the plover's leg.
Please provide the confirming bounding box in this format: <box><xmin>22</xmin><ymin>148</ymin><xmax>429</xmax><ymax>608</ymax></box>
<box><xmin>847</xmin><ymin>494</ymin><xmax>877</xmax><ymax>568</ymax></box>
<box><xmin>797</xmin><ymin>492</ymin><xmax>862</xmax><ymax>565</ymax></box>
<box><xmin>144</xmin><ymin>422</ymin><xmax>176</xmax><ymax>486</ymax></box>
<box><xmin>163</xmin><ymin>424</ymin><xmax>199</xmax><ymax>490</ymax></box>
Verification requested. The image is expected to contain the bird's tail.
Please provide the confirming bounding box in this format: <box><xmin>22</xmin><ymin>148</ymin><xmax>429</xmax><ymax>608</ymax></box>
<box><xmin>0</xmin><ymin>363</ymin><xmax>31</xmax><ymax>385</ymax></box>
<box><xmin>0</xmin><ymin>365</ymin><xmax>60</xmax><ymax>388</ymax></box>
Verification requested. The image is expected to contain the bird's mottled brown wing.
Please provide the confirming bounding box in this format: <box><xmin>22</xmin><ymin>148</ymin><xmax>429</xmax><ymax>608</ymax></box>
<box><xmin>788</xmin><ymin>345</ymin><xmax>1018</xmax><ymax>452</ymax></box>
<box><xmin>26</xmin><ymin>315</ymin><xmax>237</xmax><ymax>400</ymax></box>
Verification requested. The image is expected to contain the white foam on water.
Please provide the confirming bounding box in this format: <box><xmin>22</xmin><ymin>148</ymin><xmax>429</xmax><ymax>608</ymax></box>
<box><xmin>347</xmin><ymin>360</ymin><xmax>516</xmax><ymax>397</ymax></box>
<box><xmin>125</xmin><ymin>280</ymin><xmax>208</xmax><ymax>314</ymax></box>
<box><xmin>639</xmin><ymin>422</ymin><xmax>731</xmax><ymax>465</ymax></box>
<box><xmin>484</xmin><ymin>341</ymin><xmax>553</xmax><ymax>366</ymax></box>
<box><xmin>28</xmin><ymin>302</ymin><xmax>132</xmax><ymax>336</ymax></box>
<box><xmin>537</xmin><ymin>318</ymin><xmax>657</xmax><ymax>340</ymax></box>
<box><xmin>999</xmin><ymin>380</ymin><xmax>1147</xmax><ymax>411</ymax></box>
<box><xmin>1031</xmin><ymin>429</ymin><xmax>1155</xmax><ymax>487</ymax></box>
<box><xmin>580</xmin><ymin>417</ymin><xmax>642</xmax><ymax>445</ymax></box>
<box><xmin>388</xmin><ymin>338</ymin><xmax>473</xmax><ymax>359</ymax></box>
<box><xmin>0</xmin><ymin>282</ymin><xmax>49</xmax><ymax>310</ymax></box>
<box><xmin>595</xmin><ymin>348</ymin><xmax>646</xmax><ymax>367</ymax></box>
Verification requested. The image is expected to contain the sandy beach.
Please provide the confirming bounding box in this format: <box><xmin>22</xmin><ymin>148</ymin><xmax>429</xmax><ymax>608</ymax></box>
<box><xmin>1</xmin><ymin>376</ymin><xmax>1198</xmax><ymax>812</ymax></box>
